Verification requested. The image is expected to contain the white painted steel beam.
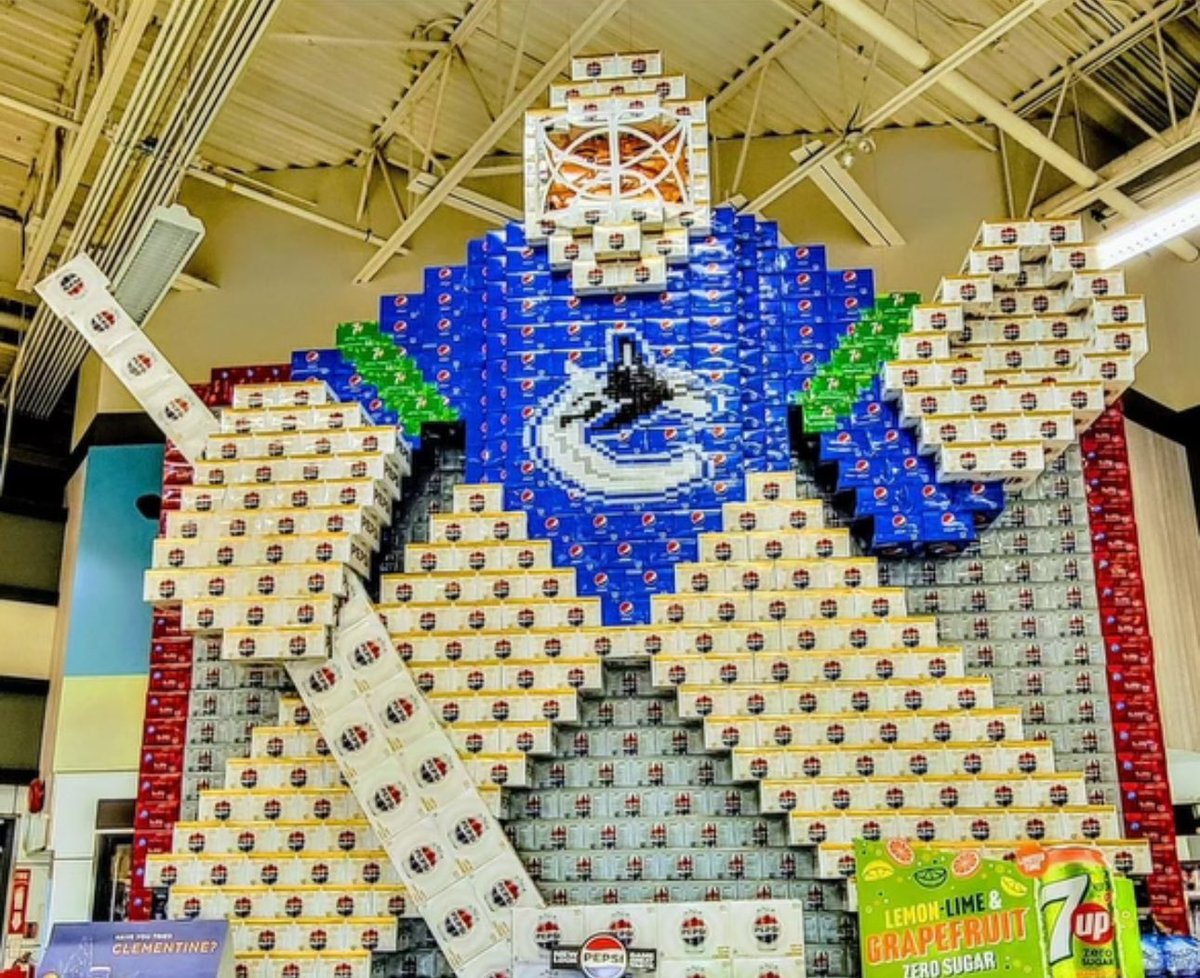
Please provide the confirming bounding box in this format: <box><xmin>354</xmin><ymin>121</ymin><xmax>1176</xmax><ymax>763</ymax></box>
<box><xmin>186</xmin><ymin>168</ymin><xmax>392</xmax><ymax>248</ymax></box>
<box><xmin>16</xmin><ymin>0</ymin><xmax>157</xmax><ymax>290</ymax></box>
<box><xmin>708</xmin><ymin>8</ymin><xmax>821</xmax><ymax>114</ymax></box>
<box><xmin>0</xmin><ymin>92</ymin><xmax>80</xmax><ymax>132</ymax></box>
<box><xmin>817</xmin><ymin>0</ymin><xmax>1199</xmax><ymax>262</ymax></box>
<box><xmin>354</xmin><ymin>0</ymin><xmax>627</xmax><ymax>284</ymax></box>
<box><xmin>800</xmin><ymin>144</ymin><xmax>905</xmax><ymax>247</ymax></box>
<box><xmin>745</xmin><ymin>0</ymin><xmax>1052</xmax><ymax>213</ymax></box>
<box><xmin>364</xmin><ymin>0</ymin><xmax>499</xmax><ymax>156</ymax></box>
<box><xmin>1038</xmin><ymin>119</ymin><xmax>1200</xmax><ymax>215</ymax></box>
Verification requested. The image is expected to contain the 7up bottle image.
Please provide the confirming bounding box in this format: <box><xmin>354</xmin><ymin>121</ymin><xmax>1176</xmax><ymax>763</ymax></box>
<box><xmin>1036</xmin><ymin>847</ymin><xmax>1122</xmax><ymax>978</ymax></box>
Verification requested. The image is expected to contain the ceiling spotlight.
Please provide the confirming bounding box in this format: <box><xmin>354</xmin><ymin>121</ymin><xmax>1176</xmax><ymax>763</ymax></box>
<box><xmin>837</xmin><ymin>131</ymin><xmax>876</xmax><ymax>169</ymax></box>
<box><xmin>853</xmin><ymin>132</ymin><xmax>876</xmax><ymax>155</ymax></box>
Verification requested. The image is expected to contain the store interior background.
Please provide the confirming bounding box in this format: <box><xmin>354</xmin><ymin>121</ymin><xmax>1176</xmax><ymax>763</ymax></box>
<box><xmin>1</xmin><ymin>0</ymin><xmax>1200</xmax><ymax>953</ymax></box>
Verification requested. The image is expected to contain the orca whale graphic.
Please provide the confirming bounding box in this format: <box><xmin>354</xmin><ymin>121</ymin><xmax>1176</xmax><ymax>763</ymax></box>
<box><xmin>528</xmin><ymin>332</ymin><xmax>720</xmax><ymax>502</ymax></box>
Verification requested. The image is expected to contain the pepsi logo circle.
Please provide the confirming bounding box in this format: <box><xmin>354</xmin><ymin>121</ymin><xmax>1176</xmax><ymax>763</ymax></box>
<box><xmin>578</xmin><ymin>933</ymin><xmax>629</xmax><ymax>978</ymax></box>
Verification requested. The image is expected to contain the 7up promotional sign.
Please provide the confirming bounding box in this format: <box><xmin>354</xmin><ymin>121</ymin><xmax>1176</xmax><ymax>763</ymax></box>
<box><xmin>854</xmin><ymin>840</ymin><xmax>1144</xmax><ymax>978</ymax></box>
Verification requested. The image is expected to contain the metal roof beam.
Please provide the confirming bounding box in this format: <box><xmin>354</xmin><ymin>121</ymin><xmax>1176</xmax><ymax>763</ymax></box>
<box><xmin>362</xmin><ymin>0</ymin><xmax>500</xmax><ymax>159</ymax></box>
<box><xmin>354</xmin><ymin>0</ymin><xmax>627</xmax><ymax>284</ymax></box>
<box><xmin>797</xmin><ymin>141</ymin><xmax>905</xmax><ymax>246</ymax></box>
<box><xmin>265</xmin><ymin>34</ymin><xmax>449</xmax><ymax>50</ymax></box>
<box><xmin>818</xmin><ymin>0</ymin><xmax>1199</xmax><ymax>261</ymax></box>
<box><xmin>0</xmin><ymin>92</ymin><xmax>80</xmax><ymax>132</ymax></box>
<box><xmin>746</xmin><ymin>0</ymin><xmax>1050</xmax><ymax>213</ymax></box>
<box><xmin>16</xmin><ymin>0</ymin><xmax>157</xmax><ymax>289</ymax></box>
<box><xmin>1037</xmin><ymin>117</ymin><xmax>1200</xmax><ymax>215</ymax></box>
<box><xmin>1009</xmin><ymin>0</ymin><xmax>1195</xmax><ymax>117</ymax></box>
<box><xmin>186</xmin><ymin>167</ymin><xmax>393</xmax><ymax>249</ymax></box>
<box><xmin>708</xmin><ymin>6</ymin><xmax>822</xmax><ymax>115</ymax></box>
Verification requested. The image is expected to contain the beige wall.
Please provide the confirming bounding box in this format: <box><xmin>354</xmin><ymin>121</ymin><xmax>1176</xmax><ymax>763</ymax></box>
<box><xmin>1118</xmin><ymin>248</ymin><xmax>1200</xmax><ymax>412</ymax></box>
<box><xmin>0</xmin><ymin>512</ymin><xmax>65</xmax><ymax>593</ymax></box>
<box><xmin>715</xmin><ymin>126</ymin><xmax>1008</xmax><ymax>295</ymax></box>
<box><xmin>71</xmin><ymin>124</ymin><xmax>1200</xmax><ymax>427</ymax></box>
<box><xmin>1124</xmin><ymin>419</ymin><xmax>1200</xmax><ymax>755</ymax></box>
<box><xmin>77</xmin><ymin>126</ymin><xmax>1009</xmax><ymax>428</ymax></box>
<box><xmin>77</xmin><ymin>164</ymin><xmax>500</xmax><ymax>431</ymax></box>
<box><xmin>0</xmin><ymin>599</ymin><xmax>56</xmax><ymax>679</ymax></box>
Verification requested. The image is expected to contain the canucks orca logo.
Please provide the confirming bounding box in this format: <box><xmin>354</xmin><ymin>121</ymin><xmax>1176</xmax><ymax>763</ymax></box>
<box><xmin>527</xmin><ymin>331</ymin><xmax>722</xmax><ymax>502</ymax></box>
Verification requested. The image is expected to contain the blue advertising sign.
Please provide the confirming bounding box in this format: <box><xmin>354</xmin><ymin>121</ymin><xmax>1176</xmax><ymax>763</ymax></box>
<box><xmin>38</xmin><ymin>921</ymin><xmax>233</xmax><ymax>978</ymax></box>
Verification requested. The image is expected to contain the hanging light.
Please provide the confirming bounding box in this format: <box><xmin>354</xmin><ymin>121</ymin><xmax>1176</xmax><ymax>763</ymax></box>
<box><xmin>1095</xmin><ymin>189</ymin><xmax>1200</xmax><ymax>267</ymax></box>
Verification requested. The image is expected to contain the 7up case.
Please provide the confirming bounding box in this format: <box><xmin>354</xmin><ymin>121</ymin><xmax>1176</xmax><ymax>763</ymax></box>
<box><xmin>855</xmin><ymin>840</ymin><xmax>1143</xmax><ymax>978</ymax></box>
<box><xmin>1026</xmin><ymin>846</ymin><xmax>1142</xmax><ymax>978</ymax></box>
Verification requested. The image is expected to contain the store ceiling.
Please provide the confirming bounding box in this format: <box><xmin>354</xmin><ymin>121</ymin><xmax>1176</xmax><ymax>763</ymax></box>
<box><xmin>0</xmin><ymin>0</ymin><xmax>1199</xmax><ymax>416</ymax></box>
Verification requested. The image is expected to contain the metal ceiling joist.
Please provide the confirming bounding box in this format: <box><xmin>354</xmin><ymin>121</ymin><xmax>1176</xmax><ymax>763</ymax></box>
<box><xmin>354</xmin><ymin>0</ymin><xmax>628</xmax><ymax>284</ymax></box>
<box><xmin>15</xmin><ymin>0</ymin><xmax>157</xmax><ymax>290</ymax></box>
<box><xmin>265</xmin><ymin>34</ymin><xmax>449</xmax><ymax>50</ymax></box>
<box><xmin>18</xmin><ymin>13</ymin><xmax>100</xmax><ymax>221</ymax></box>
<box><xmin>802</xmin><ymin>13</ymin><xmax>998</xmax><ymax>152</ymax></box>
<box><xmin>708</xmin><ymin>6</ymin><xmax>821</xmax><ymax>114</ymax></box>
<box><xmin>817</xmin><ymin>0</ymin><xmax>1199</xmax><ymax>262</ymax></box>
<box><xmin>1076</xmin><ymin>73</ymin><xmax>1165</xmax><ymax>144</ymax></box>
<box><xmin>0</xmin><ymin>92</ymin><xmax>80</xmax><ymax>132</ymax></box>
<box><xmin>363</xmin><ymin>0</ymin><xmax>500</xmax><ymax>159</ymax></box>
<box><xmin>174</xmin><ymin>272</ymin><xmax>217</xmax><ymax>292</ymax></box>
<box><xmin>12</xmin><ymin>0</ymin><xmax>286</xmax><ymax>418</ymax></box>
<box><xmin>746</xmin><ymin>0</ymin><xmax>1053</xmax><ymax>213</ymax></box>
<box><xmin>1038</xmin><ymin>117</ymin><xmax>1200</xmax><ymax>215</ymax></box>
<box><xmin>186</xmin><ymin>166</ymin><xmax>391</xmax><ymax>248</ymax></box>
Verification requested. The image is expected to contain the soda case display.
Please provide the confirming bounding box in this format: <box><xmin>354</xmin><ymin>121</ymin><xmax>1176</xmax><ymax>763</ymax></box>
<box><xmin>151</xmin><ymin>380</ymin><xmax>554</xmax><ymax>974</ymax></box>
<box><xmin>376</xmin><ymin>202</ymin><xmax>880</xmax><ymax>624</ymax></box>
<box><xmin>134</xmin><ymin>374</ymin><xmax>459</xmax><ymax>978</ymax></box>
<box><xmin>286</xmin><ymin>576</ymin><xmax>545</xmax><ymax>972</ymax></box>
<box><xmin>144</xmin><ymin>379</ymin><xmax>409</xmax><ymax>666</ymax></box>
<box><xmin>35</xmin><ymin>255</ymin><xmax>220</xmax><ymax>462</ymax></box>
<box><xmin>511</xmin><ymin>899</ymin><xmax>805</xmax><ymax>963</ymax></box>
<box><xmin>146</xmin><ymin>692</ymin><xmax>426</xmax><ymax>975</ymax></box>
<box><xmin>133</xmin><ymin>371</ymin><xmax>295</xmax><ymax>920</ymax></box>
<box><xmin>887</xmin><ymin>445</ymin><xmax>1121</xmax><ymax>821</ymax></box>
<box><xmin>1082</xmin><ymin>405</ymin><xmax>1187</xmax><ymax>930</ymax></box>
<box><xmin>798</xmin><ymin>223</ymin><xmax>1147</xmax><ymax>559</ymax></box>
<box><xmin>365</xmin><ymin>461</ymin><xmax>1144</xmax><ymax>975</ymax></box>
<box><xmin>623</xmin><ymin>469</ymin><xmax>1150</xmax><ymax>884</ymax></box>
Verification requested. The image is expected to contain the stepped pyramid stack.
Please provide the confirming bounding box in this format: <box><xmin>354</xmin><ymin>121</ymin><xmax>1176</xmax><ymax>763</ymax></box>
<box><xmin>141</xmin><ymin>410</ymin><xmax>1148</xmax><ymax>978</ymax></box>
<box><xmin>35</xmin><ymin>44</ymin><xmax>1166</xmax><ymax>978</ymax></box>
<box><xmin>143</xmin><ymin>381</ymin><xmax>543</xmax><ymax>978</ymax></box>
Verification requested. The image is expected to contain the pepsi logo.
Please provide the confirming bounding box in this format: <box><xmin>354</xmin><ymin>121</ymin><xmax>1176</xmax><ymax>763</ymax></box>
<box><xmin>678</xmin><ymin>915</ymin><xmax>709</xmax><ymax>948</ymax></box>
<box><xmin>753</xmin><ymin>912</ymin><xmax>782</xmax><ymax>946</ymax></box>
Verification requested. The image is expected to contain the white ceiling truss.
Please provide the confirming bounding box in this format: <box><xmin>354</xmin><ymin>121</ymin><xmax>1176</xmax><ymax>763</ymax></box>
<box><xmin>0</xmin><ymin>0</ymin><xmax>1197</xmax><ymax>413</ymax></box>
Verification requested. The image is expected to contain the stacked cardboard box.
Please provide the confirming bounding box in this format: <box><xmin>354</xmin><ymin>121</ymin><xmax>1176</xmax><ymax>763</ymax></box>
<box><xmin>524</xmin><ymin>52</ymin><xmax>710</xmax><ymax>293</ymax></box>
<box><xmin>145</xmin><ymin>691</ymin><xmax>419</xmax><ymax>978</ymax></box>
<box><xmin>1082</xmin><ymin>407</ymin><xmax>1187</xmax><ymax>929</ymax></box>
<box><xmin>877</xmin><ymin>219</ymin><xmax>1146</xmax><ymax>488</ymax></box>
<box><xmin>635</xmin><ymin>472</ymin><xmax>1149</xmax><ymax>882</ymax></box>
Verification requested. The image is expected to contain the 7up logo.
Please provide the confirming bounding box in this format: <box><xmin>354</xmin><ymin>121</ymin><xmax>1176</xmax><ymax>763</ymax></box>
<box><xmin>1039</xmin><ymin>868</ymin><xmax>1115</xmax><ymax>969</ymax></box>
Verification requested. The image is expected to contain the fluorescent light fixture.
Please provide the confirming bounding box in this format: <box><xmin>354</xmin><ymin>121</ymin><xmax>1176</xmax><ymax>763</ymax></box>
<box><xmin>1096</xmin><ymin>189</ymin><xmax>1200</xmax><ymax>268</ymax></box>
<box><xmin>112</xmin><ymin>204</ymin><xmax>206</xmax><ymax>324</ymax></box>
